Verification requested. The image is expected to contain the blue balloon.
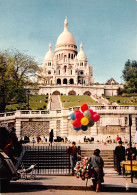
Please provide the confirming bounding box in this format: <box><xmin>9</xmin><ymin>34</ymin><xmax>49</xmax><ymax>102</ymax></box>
<box><xmin>81</xmin><ymin>125</ymin><xmax>88</xmax><ymax>131</ymax></box>
<box><xmin>73</xmin><ymin>126</ymin><xmax>81</xmax><ymax>131</ymax></box>
<box><xmin>70</xmin><ymin>112</ymin><xmax>76</xmax><ymax>120</ymax></box>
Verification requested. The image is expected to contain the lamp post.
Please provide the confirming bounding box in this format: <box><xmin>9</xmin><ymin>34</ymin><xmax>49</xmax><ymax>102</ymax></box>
<box><xmin>26</xmin><ymin>89</ymin><xmax>30</xmax><ymax>110</ymax></box>
<box><xmin>129</xmin><ymin>114</ymin><xmax>133</xmax><ymax>183</ymax></box>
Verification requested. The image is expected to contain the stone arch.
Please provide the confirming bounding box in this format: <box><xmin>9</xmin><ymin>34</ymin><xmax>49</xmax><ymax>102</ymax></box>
<box><xmin>52</xmin><ymin>90</ymin><xmax>60</xmax><ymax>95</ymax></box>
<box><xmin>63</xmin><ymin>78</ymin><xmax>67</xmax><ymax>84</ymax></box>
<box><xmin>83</xmin><ymin>91</ymin><xmax>91</xmax><ymax>96</ymax></box>
<box><xmin>68</xmin><ymin>90</ymin><xmax>76</xmax><ymax>95</ymax></box>
<box><xmin>70</xmin><ymin>78</ymin><xmax>74</xmax><ymax>84</ymax></box>
<box><xmin>57</xmin><ymin>78</ymin><xmax>61</xmax><ymax>84</ymax></box>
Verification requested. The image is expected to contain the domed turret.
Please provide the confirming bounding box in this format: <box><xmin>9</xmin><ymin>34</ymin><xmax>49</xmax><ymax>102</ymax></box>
<box><xmin>77</xmin><ymin>43</ymin><xmax>87</xmax><ymax>61</ymax></box>
<box><xmin>55</xmin><ymin>19</ymin><xmax>77</xmax><ymax>54</ymax></box>
<box><xmin>56</xmin><ymin>19</ymin><xmax>76</xmax><ymax>45</ymax></box>
<box><xmin>44</xmin><ymin>43</ymin><xmax>54</xmax><ymax>61</ymax></box>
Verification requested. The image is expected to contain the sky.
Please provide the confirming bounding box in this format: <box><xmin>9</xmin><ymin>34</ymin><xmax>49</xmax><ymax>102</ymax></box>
<box><xmin>0</xmin><ymin>0</ymin><xmax>137</xmax><ymax>84</ymax></box>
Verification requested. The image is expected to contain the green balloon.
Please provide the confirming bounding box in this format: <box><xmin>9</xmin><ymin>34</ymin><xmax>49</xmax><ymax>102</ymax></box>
<box><xmin>83</xmin><ymin>110</ymin><xmax>91</xmax><ymax>119</ymax></box>
<box><xmin>88</xmin><ymin>119</ymin><xmax>94</xmax><ymax>127</ymax></box>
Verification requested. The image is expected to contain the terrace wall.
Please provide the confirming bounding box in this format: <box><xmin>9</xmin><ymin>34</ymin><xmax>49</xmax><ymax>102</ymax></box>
<box><xmin>0</xmin><ymin>106</ymin><xmax>137</xmax><ymax>143</ymax></box>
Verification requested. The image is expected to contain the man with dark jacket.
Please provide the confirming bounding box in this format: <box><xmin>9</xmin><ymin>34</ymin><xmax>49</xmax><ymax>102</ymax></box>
<box><xmin>114</xmin><ymin>141</ymin><xmax>125</xmax><ymax>175</ymax></box>
<box><xmin>67</xmin><ymin>141</ymin><xmax>77</xmax><ymax>175</ymax></box>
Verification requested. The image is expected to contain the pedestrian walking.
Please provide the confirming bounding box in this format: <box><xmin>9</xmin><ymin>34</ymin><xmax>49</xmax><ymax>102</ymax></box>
<box><xmin>89</xmin><ymin>149</ymin><xmax>104</xmax><ymax>192</ymax></box>
<box><xmin>114</xmin><ymin>140</ymin><xmax>125</xmax><ymax>175</ymax></box>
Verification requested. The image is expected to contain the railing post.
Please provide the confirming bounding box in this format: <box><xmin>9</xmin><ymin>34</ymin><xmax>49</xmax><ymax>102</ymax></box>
<box><xmin>38</xmin><ymin>146</ymin><xmax>39</xmax><ymax>174</ymax></box>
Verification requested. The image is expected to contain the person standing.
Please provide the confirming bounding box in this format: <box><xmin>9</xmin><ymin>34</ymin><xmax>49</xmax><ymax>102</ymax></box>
<box><xmin>114</xmin><ymin>140</ymin><xmax>125</xmax><ymax>175</ymax></box>
<box><xmin>67</xmin><ymin>141</ymin><xmax>77</xmax><ymax>175</ymax></box>
<box><xmin>89</xmin><ymin>149</ymin><xmax>104</xmax><ymax>192</ymax></box>
<box><xmin>49</xmin><ymin>129</ymin><xmax>54</xmax><ymax>146</ymax></box>
<box><xmin>32</xmin><ymin>138</ymin><xmax>36</xmax><ymax>147</ymax></box>
<box><xmin>126</xmin><ymin>143</ymin><xmax>136</xmax><ymax>160</ymax></box>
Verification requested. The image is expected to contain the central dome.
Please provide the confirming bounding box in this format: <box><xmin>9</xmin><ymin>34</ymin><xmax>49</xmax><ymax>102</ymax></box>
<box><xmin>56</xmin><ymin>19</ymin><xmax>76</xmax><ymax>46</ymax></box>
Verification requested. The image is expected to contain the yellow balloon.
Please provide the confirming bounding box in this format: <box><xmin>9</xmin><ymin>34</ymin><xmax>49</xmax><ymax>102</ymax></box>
<box><xmin>81</xmin><ymin>117</ymin><xmax>89</xmax><ymax>126</ymax></box>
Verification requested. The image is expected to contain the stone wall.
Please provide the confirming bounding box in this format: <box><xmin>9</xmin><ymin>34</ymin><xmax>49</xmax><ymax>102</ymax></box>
<box><xmin>0</xmin><ymin>106</ymin><xmax>136</xmax><ymax>143</ymax></box>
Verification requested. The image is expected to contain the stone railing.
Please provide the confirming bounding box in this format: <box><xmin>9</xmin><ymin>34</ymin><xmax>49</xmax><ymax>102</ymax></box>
<box><xmin>0</xmin><ymin>105</ymin><xmax>136</xmax><ymax>120</ymax></box>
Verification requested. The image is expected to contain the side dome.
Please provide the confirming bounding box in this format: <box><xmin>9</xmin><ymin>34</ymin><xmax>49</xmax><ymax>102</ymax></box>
<box><xmin>44</xmin><ymin>43</ymin><xmax>54</xmax><ymax>61</ymax></box>
<box><xmin>77</xmin><ymin>43</ymin><xmax>87</xmax><ymax>61</ymax></box>
<box><xmin>56</xmin><ymin>19</ymin><xmax>76</xmax><ymax>45</ymax></box>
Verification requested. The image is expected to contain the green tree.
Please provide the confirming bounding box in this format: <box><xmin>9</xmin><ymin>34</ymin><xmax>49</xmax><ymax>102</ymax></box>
<box><xmin>122</xmin><ymin>60</ymin><xmax>137</xmax><ymax>93</ymax></box>
<box><xmin>0</xmin><ymin>50</ymin><xmax>39</xmax><ymax>112</ymax></box>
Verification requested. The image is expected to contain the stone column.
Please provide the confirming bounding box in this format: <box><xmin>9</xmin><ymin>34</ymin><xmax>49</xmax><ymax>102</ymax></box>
<box><xmin>131</xmin><ymin>116</ymin><xmax>136</xmax><ymax>139</ymax></box>
<box><xmin>15</xmin><ymin>118</ymin><xmax>21</xmax><ymax>140</ymax></box>
<box><xmin>60</xmin><ymin>117</ymin><xmax>68</xmax><ymax>138</ymax></box>
<box><xmin>91</xmin><ymin>123</ymin><xmax>97</xmax><ymax>136</ymax></box>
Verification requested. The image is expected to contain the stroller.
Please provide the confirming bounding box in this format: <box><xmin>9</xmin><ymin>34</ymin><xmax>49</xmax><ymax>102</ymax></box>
<box><xmin>19</xmin><ymin>163</ymin><xmax>36</xmax><ymax>180</ymax></box>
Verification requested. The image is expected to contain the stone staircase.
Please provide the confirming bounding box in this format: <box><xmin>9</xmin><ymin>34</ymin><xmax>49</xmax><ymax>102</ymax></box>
<box><xmin>81</xmin><ymin>150</ymin><xmax>114</xmax><ymax>168</ymax></box>
<box><xmin>50</xmin><ymin>95</ymin><xmax>62</xmax><ymax>110</ymax></box>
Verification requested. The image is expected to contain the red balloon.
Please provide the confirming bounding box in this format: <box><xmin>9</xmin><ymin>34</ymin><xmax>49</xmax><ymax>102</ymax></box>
<box><xmin>90</xmin><ymin>111</ymin><xmax>97</xmax><ymax>119</ymax></box>
<box><xmin>74</xmin><ymin>110</ymin><xmax>81</xmax><ymax>113</ymax></box>
<box><xmin>92</xmin><ymin>114</ymin><xmax>100</xmax><ymax>122</ymax></box>
<box><xmin>81</xmin><ymin>103</ymin><xmax>88</xmax><ymax>112</ymax></box>
<box><xmin>88</xmin><ymin>109</ymin><xmax>93</xmax><ymax>115</ymax></box>
<box><xmin>73</xmin><ymin>120</ymin><xmax>81</xmax><ymax>128</ymax></box>
<box><xmin>75</xmin><ymin>112</ymin><xmax>84</xmax><ymax>120</ymax></box>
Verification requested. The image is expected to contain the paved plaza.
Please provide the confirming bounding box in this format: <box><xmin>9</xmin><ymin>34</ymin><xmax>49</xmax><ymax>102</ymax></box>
<box><xmin>1</xmin><ymin>143</ymin><xmax>137</xmax><ymax>194</ymax></box>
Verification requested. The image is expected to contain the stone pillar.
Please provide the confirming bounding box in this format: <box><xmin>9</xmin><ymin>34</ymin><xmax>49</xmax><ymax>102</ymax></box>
<box><xmin>60</xmin><ymin>117</ymin><xmax>68</xmax><ymax>138</ymax></box>
<box><xmin>131</xmin><ymin>116</ymin><xmax>136</xmax><ymax>139</ymax></box>
<box><xmin>91</xmin><ymin>123</ymin><xmax>97</xmax><ymax>136</ymax></box>
<box><xmin>15</xmin><ymin>118</ymin><xmax>21</xmax><ymax>140</ymax></box>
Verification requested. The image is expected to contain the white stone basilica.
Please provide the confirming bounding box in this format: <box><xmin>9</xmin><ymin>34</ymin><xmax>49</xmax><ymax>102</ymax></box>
<box><xmin>38</xmin><ymin>19</ymin><xmax>120</xmax><ymax>97</ymax></box>
<box><xmin>39</xmin><ymin>18</ymin><xmax>93</xmax><ymax>87</ymax></box>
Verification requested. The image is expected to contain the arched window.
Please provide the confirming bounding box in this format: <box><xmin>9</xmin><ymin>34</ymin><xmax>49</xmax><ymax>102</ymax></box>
<box><xmin>59</xmin><ymin>70</ymin><xmax>60</xmax><ymax>75</ymax></box>
<box><xmin>70</xmin><ymin>78</ymin><xmax>74</xmax><ymax>84</ymax></box>
<box><xmin>63</xmin><ymin>78</ymin><xmax>67</xmax><ymax>84</ymax></box>
<box><xmin>71</xmin><ymin>70</ymin><xmax>72</xmax><ymax>75</ymax></box>
<box><xmin>71</xmin><ymin>54</ymin><xmax>73</xmax><ymax>59</ymax></box>
<box><xmin>64</xmin><ymin>66</ymin><xmax>67</xmax><ymax>73</ymax></box>
<box><xmin>57</xmin><ymin>78</ymin><xmax>61</xmax><ymax>84</ymax></box>
<box><xmin>68</xmin><ymin>53</ymin><xmax>70</xmax><ymax>58</ymax></box>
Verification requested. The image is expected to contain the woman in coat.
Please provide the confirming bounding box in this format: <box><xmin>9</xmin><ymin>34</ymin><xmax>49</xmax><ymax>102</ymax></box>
<box><xmin>89</xmin><ymin>149</ymin><xmax>104</xmax><ymax>192</ymax></box>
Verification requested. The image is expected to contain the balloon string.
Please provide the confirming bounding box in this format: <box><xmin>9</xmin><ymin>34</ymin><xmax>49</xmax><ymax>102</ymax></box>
<box><xmin>86</xmin><ymin>178</ymin><xmax>88</xmax><ymax>191</ymax></box>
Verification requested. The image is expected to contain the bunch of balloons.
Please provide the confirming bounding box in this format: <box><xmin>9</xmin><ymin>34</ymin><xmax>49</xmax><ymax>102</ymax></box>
<box><xmin>74</xmin><ymin>157</ymin><xmax>93</xmax><ymax>180</ymax></box>
<box><xmin>70</xmin><ymin>103</ymin><xmax>100</xmax><ymax>131</ymax></box>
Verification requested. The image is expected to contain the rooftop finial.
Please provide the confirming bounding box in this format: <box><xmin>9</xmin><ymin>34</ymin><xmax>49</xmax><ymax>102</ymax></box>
<box><xmin>80</xmin><ymin>42</ymin><xmax>83</xmax><ymax>50</ymax></box>
<box><xmin>64</xmin><ymin>18</ymin><xmax>68</xmax><ymax>31</ymax></box>
<box><xmin>49</xmin><ymin>43</ymin><xmax>52</xmax><ymax>51</ymax></box>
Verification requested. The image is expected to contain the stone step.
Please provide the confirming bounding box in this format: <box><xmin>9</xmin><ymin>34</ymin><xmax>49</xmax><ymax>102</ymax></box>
<box><xmin>104</xmin><ymin>165</ymin><xmax>114</xmax><ymax>168</ymax></box>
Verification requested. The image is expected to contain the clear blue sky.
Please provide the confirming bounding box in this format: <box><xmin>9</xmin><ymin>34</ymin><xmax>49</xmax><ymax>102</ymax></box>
<box><xmin>0</xmin><ymin>0</ymin><xmax>137</xmax><ymax>84</ymax></box>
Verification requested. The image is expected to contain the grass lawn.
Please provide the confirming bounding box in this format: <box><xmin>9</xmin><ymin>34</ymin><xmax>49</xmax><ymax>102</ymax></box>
<box><xmin>103</xmin><ymin>95</ymin><xmax>137</xmax><ymax>106</ymax></box>
<box><xmin>60</xmin><ymin>95</ymin><xmax>101</xmax><ymax>108</ymax></box>
<box><xmin>6</xmin><ymin>95</ymin><xmax>48</xmax><ymax>111</ymax></box>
